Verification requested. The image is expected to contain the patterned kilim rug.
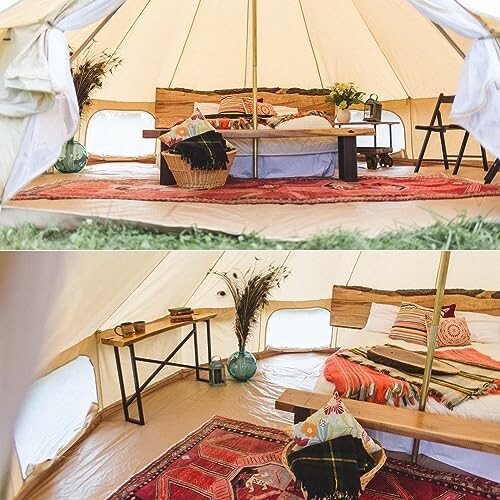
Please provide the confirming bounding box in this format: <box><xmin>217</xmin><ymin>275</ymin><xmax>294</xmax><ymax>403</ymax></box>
<box><xmin>14</xmin><ymin>175</ymin><xmax>500</xmax><ymax>205</ymax></box>
<box><xmin>107</xmin><ymin>416</ymin><xmax>499</xmax><ymax>499</ymax></box>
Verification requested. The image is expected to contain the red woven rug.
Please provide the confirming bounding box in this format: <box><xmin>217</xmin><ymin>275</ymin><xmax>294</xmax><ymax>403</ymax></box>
<box><xmin>107</xmin><ymin>416</ymin><xmax>499</xmax><ymax>499</ymax></box>
<box><xmin>14</xmin><ymin>175</ymin><xmax>500</xmax><ymax>205</ymax></box>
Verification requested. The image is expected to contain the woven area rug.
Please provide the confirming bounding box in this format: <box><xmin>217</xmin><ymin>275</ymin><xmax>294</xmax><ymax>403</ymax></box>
<box><xmin>107</xmin><ymin>416</ymin><xmax>499</xmax><ymax>499</ymax></box>
<box><xmin>14</xmin><ymin>175</ymin><xmax>500</xmax><ymax>205</ymax></box>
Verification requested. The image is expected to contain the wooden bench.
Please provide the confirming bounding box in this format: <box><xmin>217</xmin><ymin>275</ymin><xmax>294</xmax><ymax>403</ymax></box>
<box><xmin>275</xmin><ymin>388</ymin><xmax>500</xmax><ymax>456</ymax></box>
<box><xmin>144</xmin><ymin>127</ymin><xmax>374</xmax><ymax>184</ymax></box>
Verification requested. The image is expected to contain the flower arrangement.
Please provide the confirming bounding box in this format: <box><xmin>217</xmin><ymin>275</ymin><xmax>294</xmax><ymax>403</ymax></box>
<box><xmin>326</xmin><ymin>82</ymin><xmax>365</xmax><ymax>110</ymax></box>
<box><xmin>214</xmin><ymin>262</ymin><xmax>289</xmax><ymax>348</ymax></box>
<box><xmin>71</xmin><ymin>47</ymin><xmax>122</xmax><ymax>117</ymax></box>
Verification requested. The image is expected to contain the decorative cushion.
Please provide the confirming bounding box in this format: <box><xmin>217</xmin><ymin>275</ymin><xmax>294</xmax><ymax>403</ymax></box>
<box><xmin>159</xmin><ymin>109</ymin><xmax>216</xmax><ymax>148</ymax></box>
<box><xmin>389</xmin><ymin>302</ymin><xmax>456</xmax><ymax>346</ymax></box>
<box><xmin>425</xmin><ymin>315</ymin><xmax>472</xmax><ymax>348</ymax></box>
<box><xmin>218</xmin><ymin>95</ymin><xmax>276</xmax><ymax>116</ymax></box>
<box><xmin>286</xmin><ymin>392</ymin><xmax>381</xmax><ymax>455</ymax></box>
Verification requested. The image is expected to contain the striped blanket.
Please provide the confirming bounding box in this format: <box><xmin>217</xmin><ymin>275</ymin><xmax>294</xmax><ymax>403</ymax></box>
<box><xmin>323</xmin><ymin>346</ymin><xmax>500</xmax><ymax>409</ymax></box>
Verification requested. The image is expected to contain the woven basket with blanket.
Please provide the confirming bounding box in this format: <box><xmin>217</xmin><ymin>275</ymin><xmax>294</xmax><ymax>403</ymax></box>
<box><xmin>282</xmin><ymin>392</ymin><xmax>386</xmax><ymax>500</ymax></box>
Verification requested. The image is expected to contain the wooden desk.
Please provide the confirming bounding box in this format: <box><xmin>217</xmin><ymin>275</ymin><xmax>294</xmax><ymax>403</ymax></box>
<box><xmin>100</xmin><ymin>312</ymin><xmax>216</xmax><ymax>425</ymax></box>
<box><xmin>143</xmin><ymin>127</ymin><xmax>374</xmax><ymax>183</ymax></box>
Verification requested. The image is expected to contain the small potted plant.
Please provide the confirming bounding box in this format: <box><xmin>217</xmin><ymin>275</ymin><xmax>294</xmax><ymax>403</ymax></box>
<box><xmin>214</xmin><ymin>262</ymin><xmax>289</xmax><ymax>382</ymax></box>
<box><xmin>54</xmin><ymin>48</ymin><xmax>122</xmax><ymax>173</ymax></box>
<box><xmin>326</xmin><ymin>82</ymin><xmax>365</xmax><ymax>124</ymax></box>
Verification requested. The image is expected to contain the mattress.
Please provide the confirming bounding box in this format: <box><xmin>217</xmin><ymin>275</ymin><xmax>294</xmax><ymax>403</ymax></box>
<box><xmin>228</xmin><ymin>114</ymin><xmax>338</xmax><ymax>179</ymax></box>
<box><xmin>313</xmin><ymin>333</ymin><xmax>500</xmax><ymax>481</ymax></box>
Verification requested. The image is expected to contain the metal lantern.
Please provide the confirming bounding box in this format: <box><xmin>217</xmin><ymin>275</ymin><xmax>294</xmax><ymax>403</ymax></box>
<box><xmin>363</xmin><ymin>94</ymin><xmax>382</xmax><ymax>122</ymax></box>
<box><xmin>209</xmin><ymin>356</ymin><xmax>226</xmax><ymax>387</ymax></box>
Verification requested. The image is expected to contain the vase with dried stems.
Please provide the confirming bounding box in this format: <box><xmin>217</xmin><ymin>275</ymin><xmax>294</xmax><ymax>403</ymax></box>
<box><xmin>214</xmin><ymin>262</ymin><xmax>289</xmax><ymax>382</ymax></box>
<box><xmin>55</xmin><ymin>47</ymin><xmax>122</xmax><ymax>173</ymax></box>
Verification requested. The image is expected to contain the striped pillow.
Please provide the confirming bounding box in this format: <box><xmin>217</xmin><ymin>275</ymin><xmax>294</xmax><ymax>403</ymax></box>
<box><xmin>218</xmin><ymin>95</ymin><xmax>276</xmax><ymax>116</ymax></box>
<box><xmin>389</xmin><ymin>302</ymin><xmax>453</xmax><ymax>346</ymax></box>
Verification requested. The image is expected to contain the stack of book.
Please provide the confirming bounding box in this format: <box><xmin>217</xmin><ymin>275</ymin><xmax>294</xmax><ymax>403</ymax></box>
<box><xmin>169</xmin><ymin>307</ymin><xmax>194</xmax><ymax>323</ymax></box>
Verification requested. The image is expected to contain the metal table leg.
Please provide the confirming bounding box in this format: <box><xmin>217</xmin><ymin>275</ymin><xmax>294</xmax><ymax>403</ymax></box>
<box><xmin>484</xmin><ymin>159</ymin><xmax>500</xmax><ymax>184</ymax></box>
<box><xmin>113</xmin><ymin>346</ymin><xmax>130</xmax><ymax>422</ymax></box>
<box><xmin>206</xmin><ymin>320</ymin><xmax>212</xmax><ymax>362</ymax></box>
<box><xmin>193</xmin><ymin>323</ymin><xmax>200</xmax><ymax>381</ymax></box>
<box><xmin>128</xmin><ymin>345</ymin><xmax>145</xmax><ymax>425</ymax></box>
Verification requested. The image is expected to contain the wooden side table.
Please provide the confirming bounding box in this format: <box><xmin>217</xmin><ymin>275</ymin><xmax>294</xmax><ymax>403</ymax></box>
<box><xmin>99</xmin><ymin>312</ymin><xmax>216</xmax><ymax>425</ymax></box>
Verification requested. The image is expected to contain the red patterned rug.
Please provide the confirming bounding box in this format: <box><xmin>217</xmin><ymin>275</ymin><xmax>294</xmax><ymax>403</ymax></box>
<box><xmin>108</xmin><ymin>416</ymin><xmax>499</xmax><ymax>499</ymax></box>
<box><xmin>14</xmin><ymin>175</ymin><xmax>500</xmax><ymax>205</ymax></box>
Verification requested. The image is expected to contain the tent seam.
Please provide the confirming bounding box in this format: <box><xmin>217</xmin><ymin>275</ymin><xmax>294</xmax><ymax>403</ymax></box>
<box><xmin>351</xmin><ymin>0</ymin><xmax>411</xmax><ymax>99</ymax></box>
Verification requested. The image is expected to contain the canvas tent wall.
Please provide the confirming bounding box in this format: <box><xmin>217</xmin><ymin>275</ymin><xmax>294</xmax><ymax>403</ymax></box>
<box><xmin>2</xmin><ymin>250</ymin><xmax>500</xmax><ymax>499</ymax></box>
<box><xmin>64</xmin><ymin>0</ymin><xmax>497</xmax><ymax>161</ymax></box>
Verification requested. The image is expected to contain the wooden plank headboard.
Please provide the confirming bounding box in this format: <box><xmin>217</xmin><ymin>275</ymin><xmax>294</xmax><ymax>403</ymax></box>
<box><xmin>154</xmin><ymin>87</ymin><xmax>332</xmax><ymax>129</ymax></box>
<box><xmin>330</xmin><ymin>285</ymin><xmax>500</xmax><ymax>329</ymax></box>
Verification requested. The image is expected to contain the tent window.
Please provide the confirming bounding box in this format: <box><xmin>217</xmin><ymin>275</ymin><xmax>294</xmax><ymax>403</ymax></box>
<box><xmin>14</xmin><ymin>356</ymin><xmax>98</xmax><ymax>479</ymax></box>
<box><xmin>349</xmin><ymin>110</ymin><xmax>406</xmax><ymax>153</ymax></box>
<box><xmin>266</xmin><ymin>308</ymin><xmax>331</xmax><ymax>349</ymax></box>
<box><xmin>85</xmin><ymin>110</ymin><xmax>155</xmax><ymax>157</ymax></box>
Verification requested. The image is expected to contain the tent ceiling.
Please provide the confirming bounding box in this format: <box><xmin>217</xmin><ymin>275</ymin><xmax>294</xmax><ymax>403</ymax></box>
<box><xmin>67</xmin><ymin>0</ymin><xmax>467</xmax><ymax>103</ymax></box>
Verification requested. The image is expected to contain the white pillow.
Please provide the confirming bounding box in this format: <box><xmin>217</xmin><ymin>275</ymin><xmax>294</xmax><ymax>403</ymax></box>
<box><xmin>193</xmin><ymin>102</ymin><xmax>219</xmax><ymax>116</ymax></box>
<box><xmin>456</xmin><ymin>311</ymin><xmax>500</xmax><ymax>344</ymax></box>
<box><xmin>363</xmin><ymin>303</ymin><xmax>400</xmax><ymax>334</ymax></box>
<box><xmin>273</xmin><ymin>105</ymin><xmax>299</xmax><ymax>116</ymax></box>
<box><xmin>275</xmin><ymin>115</ymin><xmax>332</xmax><ymax>130</ymax></box>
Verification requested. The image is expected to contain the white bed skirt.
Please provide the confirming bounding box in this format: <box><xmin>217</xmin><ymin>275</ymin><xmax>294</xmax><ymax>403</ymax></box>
<box><xmin>367</xmin><ymin>430</ymin><xmax>500</xmax><ymax>483</ymax></box>
<box><xmin>229</xmin><ymin>152</ymin><xmax>338</xmax><ymax>179</ymax></box>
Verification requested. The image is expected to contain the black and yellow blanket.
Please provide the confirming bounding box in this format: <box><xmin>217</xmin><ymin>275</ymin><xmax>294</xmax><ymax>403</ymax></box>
<box><xmin>169</xmin><ymin>130</ymin><xmax>231</xmax><ymax>170</ymax></box>
<box><xmin>287</xmin><ymin>435</ymin><xmax>375</xmax><ymax>500</ymax></box>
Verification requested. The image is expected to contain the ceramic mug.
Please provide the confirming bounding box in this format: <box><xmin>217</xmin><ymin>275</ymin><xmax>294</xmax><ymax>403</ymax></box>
<box><xmin>114</xmin><ymin>322</ymin><xmax>135</xmax><ymax>337</ymax></box>
<box><xmin>133</xmin><ymin>321</ymin><xmax>146</xmax><ymax>334</ymax></box>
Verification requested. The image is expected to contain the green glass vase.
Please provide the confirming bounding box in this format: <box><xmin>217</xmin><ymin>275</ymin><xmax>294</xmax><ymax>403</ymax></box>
<box><xmin>54</xmin><ymin>138</ymin><xmax>88</xmax><ymax>173</ymax></box>
<box><xmin>227</xmin><ymin>346</ymin><xmax>257</xmax><ymax>382</ymax></box>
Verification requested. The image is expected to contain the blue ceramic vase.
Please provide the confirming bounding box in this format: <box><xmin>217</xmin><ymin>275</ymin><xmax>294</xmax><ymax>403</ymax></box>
<box><xmin>227</xmin><ymin>346</ymin><xmax>257</xmax><ymax>382</ymax></box>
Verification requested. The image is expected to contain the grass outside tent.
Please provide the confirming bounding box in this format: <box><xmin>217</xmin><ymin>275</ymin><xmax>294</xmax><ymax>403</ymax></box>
<box><xmin>1</xmin><ymin>215</ymin><xmax>498</xmax><ymax>250</ymax></box>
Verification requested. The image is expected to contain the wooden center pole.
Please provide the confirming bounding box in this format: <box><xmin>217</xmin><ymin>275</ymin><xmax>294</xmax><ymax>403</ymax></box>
<box><xmin>411</xmin><ymin>250</ymin><xmax>451</xmax><ymax>461</ymax></box>
<box><xmin>251</xmin><ymin>0</ymin><xmax>259</xmax><ymax>178</ymax></box>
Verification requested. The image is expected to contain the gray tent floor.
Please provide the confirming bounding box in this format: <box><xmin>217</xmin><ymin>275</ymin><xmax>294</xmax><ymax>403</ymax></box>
<box><xmin>30</xmin><ymin>353</ymin><xmax>469</xmax><ymax>500</ymax></box>
<box><xmin>3</xmin><ymin>164</ymin><xmax>498</xmax><ymax>240</ymax></box>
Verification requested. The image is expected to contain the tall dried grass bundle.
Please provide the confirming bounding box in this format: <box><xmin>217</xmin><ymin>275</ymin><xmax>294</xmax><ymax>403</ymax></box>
<box><xmin>214</xmin><ymin>262</ymin><xmax>289</xmax><ymax>347</ymax></box>
<box><xmin>71</xmin><ymin>48</ymin><xmax>122</xmax><ymax>116</ymax></box>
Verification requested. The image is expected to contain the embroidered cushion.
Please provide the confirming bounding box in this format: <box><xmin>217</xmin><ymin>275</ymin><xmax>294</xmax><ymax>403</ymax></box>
<box><xmin>218</xmin><ymin>95</ymin><xmax>276</xmax><ymax>116</ymax></box>
<box><xmin>425</xmin><ymin>315</ymin><xmax>472</xmax><ymax>348</ymax></box>
<box><xmin>389</xmin><ymin>302</ymin><xmax>456</xmax><ymax>346</ymax></box>
<box><xmin>285</xmin><ymin>392</ymin><xmax>381</xmax><ymax>455</ymax></box>
<box><xmin>159</xmin><ymin>109</ymin><xmax>216</xmax><ymax>148</ymax></box>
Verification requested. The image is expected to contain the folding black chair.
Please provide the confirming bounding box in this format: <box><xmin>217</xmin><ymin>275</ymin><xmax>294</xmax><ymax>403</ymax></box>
<box><xmin>414</xmin><ymin>94</ymin><xmax>489</xmax><ymax>174</ymax></box>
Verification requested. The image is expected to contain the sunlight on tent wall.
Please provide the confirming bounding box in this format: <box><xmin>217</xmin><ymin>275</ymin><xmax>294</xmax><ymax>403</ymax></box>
<box><xmin>85</xmin><ymin>110</ymin><xmax>155</xmax><ymax>156</ymax></box>
<box><xmin>14</xmin><ymin>357</ymin><xmax>97</xmax><ymax>478</ymax></box>
<box><xmin>266</xmin><ymin>308</ymin><xmax>332</xmax><ymax>349</ymax></box>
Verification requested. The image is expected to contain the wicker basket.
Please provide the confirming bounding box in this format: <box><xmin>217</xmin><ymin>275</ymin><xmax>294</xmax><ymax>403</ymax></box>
<box><xmin>162</xmin><ymin>149</ymin><xmax>237</xmax><ymax>190</ymax></box>
<box><xmin>281</xmin><ymin>440</ymin><xmax>386</xmax><ymax>493</ymax></box>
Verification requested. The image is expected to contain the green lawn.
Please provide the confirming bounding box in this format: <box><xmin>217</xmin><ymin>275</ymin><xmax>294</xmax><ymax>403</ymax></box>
<box><xmin>1</xmin><ymin>214</ymin><xmax>498</xmax><ymax>250</ymax></box>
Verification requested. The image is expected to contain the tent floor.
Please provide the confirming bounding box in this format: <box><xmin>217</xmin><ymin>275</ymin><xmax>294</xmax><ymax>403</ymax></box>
<box><xmin>31</xmin><ymin>353</ymin><xmax>472</xmax><ymax>500</ymax></box>
<box><xmin>3</xmin><ymin>163</ymin><xmax>498</xmax><ymax>240</ymax></box>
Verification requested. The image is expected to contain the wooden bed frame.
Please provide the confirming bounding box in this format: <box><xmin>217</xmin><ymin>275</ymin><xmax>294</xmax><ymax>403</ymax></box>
<box><xmin>276</xmin><ymin>285</ymin><xmax>500</xmax><ymax>457</ymax></box>
<box><xmin>142</xmin><ymin>88</ymin><xmax>374</xmax><ymax>184</ymax></box>
<box><xmin>330</xmin><ymin>285</ymin><xmax>500</xmax><ymax>329</ymax></box>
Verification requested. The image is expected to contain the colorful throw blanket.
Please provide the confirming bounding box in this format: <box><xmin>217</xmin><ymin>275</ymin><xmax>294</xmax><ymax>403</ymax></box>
<box><xmin>206</xmin><ymin>110</ymin><xmax>333</xmax><ymax>131</ymax></box>
<box><xmin>169</xmin><ymin>130</ymin><xmax>230</xmax><ymax>170</ymax></box>
<box><xmin>287</xmin><ymin>435</ymin><xmax>375</xmax><ymax>500</ymax></box>
<box><xmin>324</xmin><ymin>346</ymin><xmax>500</xmax><ymax>409</ymax></box>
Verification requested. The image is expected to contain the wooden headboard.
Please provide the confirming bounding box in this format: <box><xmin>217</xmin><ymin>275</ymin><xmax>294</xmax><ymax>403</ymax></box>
<box><xmin>154</xmin><ymin>87</ymin><xmax>332</xmax><ymax>129</ymax></box>
<box><xmin>330</xmin><ymin>285</ymin><xmax>500</xmax><ymax>329</ymax></box>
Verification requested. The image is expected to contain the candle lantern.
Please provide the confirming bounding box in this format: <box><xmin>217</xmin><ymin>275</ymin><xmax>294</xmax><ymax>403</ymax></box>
<box><xmin>209</xmin><ymin>356</ymin><xmax>226</xmax><ymax>387</ymax></box>
<box><xmin>364</xmin><ymin>94</ymin><xmax>382</xmax><ymax>122</ymax></box>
